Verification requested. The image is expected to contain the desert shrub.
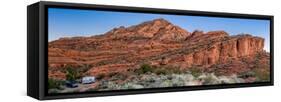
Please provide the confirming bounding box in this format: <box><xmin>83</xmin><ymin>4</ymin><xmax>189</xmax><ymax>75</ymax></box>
<box><xmin>188</xmin><ymin>66</ymin><xmax>202</xmax><ymax>78</ymax></box>
<box><xmin>251</xmin><ymin>52</ymin><xmax>270</xmax><ymax>82</ymax></box>
<box><xmin>97</xmin><ymin>80</ymin><xmax>110</xmax><ymax>89</ymax></box>
<box><xmin>155</xmin><ymin>68</ymin><xmax>169</xmax><ymax>75</ymax></box>
<box><xmin>65</xmin><ymin>66</ymin><xmax>79</xmax><ymax>81</ymax></box>
<box><xmin>172</xmin><ymin>68</ymin><xmax>184</xmax><ymax>74</ymax></box>
<box><xmin>198</xmin><ymin>73</ymin><xmax>220</xmax><ymax>85</ymax></box>
<box><xmin>97</xmin><ymin>81</ymin><xmax>144</xmax><ymax>90</ymax></box>
<box><xmin>48</xmin><ymin>78</ymin><xmax>64</xmax><ymax>89</ymax></box>
<box><xmin>238</xmin><ymin>71</ymin><xmax>256</xmax><ymax>79</ymax></box>
<box><xmin>202</xmin><ymin>75</ymin><xmax>215</xmax><ymax>85</ymax></box>
<box><xmin>109</xmin><ymin>72</ymin><xmax>128</xmax><ymax>81</ymax></box>
<box><xmin>113</xmin><ymin>73</ymin><xmax>128</xmax><ymax>81</ymax></box>
<box><xmin>93</xmin><ymin>72</ymin><xmax>249</xmax><ymax>91</ymax></box>
<box><xmin>253</xmin><ymin>68</ymin><xmax>270</xmax><ymax>82</ymax></box>
<box><xmin>158</xmin><ymin>80</ymin><xmax>173</xmax><ymax>87</ymax></box>
<box><xmin>120</xmin><ymin>83</ymin><xmax>144</xmax><ymax>89</ymax></box>
<box><xmin>164</xmin><ymin>66</ymin><xmax>183</xmax><ymax>74</ymax></box>
<box><xmin>135</xmin><ymin>63</ymin><xmax>153</xmax><ymax>74</ymax></box>
<box><xmin>152</xmin><ymin>65</ymin><xmax>185</xmax><ymax>75</ymax></box>
<box><xmin>169</xmin><ymin>74</ymin><xmax>193</xmax><ymax>86</ymax></box>
<box><xmin>239</xmin><ymin>62</ymin><xmax>270</xmax><ymax>82</ymax></box>
<box><xmin>218</xmin><ymin>75</ymin><xmax>244</xmax><ymax>84</ymax></box>
<box><xmin>64</xmin><ymin>64</ymin><xmax>93</xmax><ymax>80</ymax></box>
<box><xmin>63</xmin><ymin>64</ymin><xmax>93</xmax><ymax>80</ymax></box>
<box><xmin>105</xmin><ymin>81</ymin><xmax>121</xmax><ymax>90</ymax></box>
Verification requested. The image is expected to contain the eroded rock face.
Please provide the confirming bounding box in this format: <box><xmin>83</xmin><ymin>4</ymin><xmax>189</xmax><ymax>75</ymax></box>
<box><xmin>104</xmin><ymin>18</ymin><xmax>191</xmax><ymax>42</ymax></box>
<box><xmin>176</xmin><ymin>35</ymin><xmax>264</xmax><ymax>67</ymax></box>
<box><xmin>237</xmin><ymin>35</ymin><xmax>264</xmax><ymax>57</ymax></box>
<box><xmin>48</xmin><ymin>18</ymin><xmax>266</xmax><ymax>79</ymax></box>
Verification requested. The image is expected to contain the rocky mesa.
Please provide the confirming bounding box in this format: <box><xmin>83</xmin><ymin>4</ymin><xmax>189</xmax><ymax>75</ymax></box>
<box><xmin>48</xmin><ymin>18</ymin><xmax>269</xmax><ymax>81</ymax></box>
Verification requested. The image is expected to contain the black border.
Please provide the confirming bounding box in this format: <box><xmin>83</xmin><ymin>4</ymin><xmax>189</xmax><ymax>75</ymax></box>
<box><xmin>38</xmin><ymin>1</ymin><xmax>273</xmax><ymax>100</ymax></box>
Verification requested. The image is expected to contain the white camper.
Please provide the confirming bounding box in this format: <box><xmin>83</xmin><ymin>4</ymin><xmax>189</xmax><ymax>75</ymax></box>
<box><xmin>82</xmin><ymin>76</ymin><xmax>96</xmax><ymax>84</ymax></box>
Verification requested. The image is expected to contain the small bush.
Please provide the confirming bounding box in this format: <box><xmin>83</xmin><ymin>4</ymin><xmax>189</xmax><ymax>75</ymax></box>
<box><xmin>65</xmin><ymin>66</ymin><xmax>79</xmax><ymax>81</ymax></box>
<box><xmin>164</xmin><ymin>66</ymin><xmax>183</xmax><ymax>74</ymax></box>
<box><xmin>202</xmin><ymin>75</ymin><xmax>214</xmax><ymax>85</ymax></box>
<box><xmin>252</xmin><ymin>53</ymin><xmax>270</xmax><ymax>82</ymax></box>
<box><xmin>188</xmin><ymin>66</ymin><xmax>202</xmax><ymax>78</ymax></box>
<box><xmin>155</xmin><ymin>69</ymin><xmax>169</xmax><ymax>75</ymax></box>
<box><xmin>198</xmin><ymin>73</ymin><xmax>220</xmax><ymax>85</ymax></box>
<box><xmin>135</xmin><ymin>64</ymin><xmax>153</xmax><ymax>74</ymax></box>
<box><xmin>239</xmin><ymin>68</ymin><xmax>270</xmax><ymax>82</ymax></box>
<box><xmin>48</xmin><ymin>78</ymin><xmax>64</xmax><ymax>89</ymax></box>
<box><xmin>254</xmin><ymin>68</ymin><xmax>270</xmax><ymax>82</ymax></box>
<box><xmin>238</xmin><ymin>71</ymin><xmax>256</xmax><ymax>79</ymax></box>
<box><xmin>63</xmin><ymin>64</ymin><xmax>92</xmax><ymax>80</ymax></box>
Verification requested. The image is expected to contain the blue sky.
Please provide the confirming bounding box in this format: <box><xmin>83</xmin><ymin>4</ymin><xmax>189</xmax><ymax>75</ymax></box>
<box><xmin>48</xmin><ymin>8</ymin><xmax>270</xmax><ymax>52</ymax></box>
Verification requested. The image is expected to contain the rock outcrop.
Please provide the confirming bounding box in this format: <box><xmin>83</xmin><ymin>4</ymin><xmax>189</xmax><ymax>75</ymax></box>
<box><xmin>175</xmin><ymin>35</ymin><xmax>264</xmax><ymax>68</ymax></box>
<box><xmin>104</xmin><ymin>18</ymin><xmax>191</xmax><ymax>42</ymax></box>
<box><xmin>48</xmin><ymin>18</ymin><xmax>267</xmax><ymax>80</ymax></box>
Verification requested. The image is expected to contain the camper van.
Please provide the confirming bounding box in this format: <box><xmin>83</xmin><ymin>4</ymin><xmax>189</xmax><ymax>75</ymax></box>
<box><xmin>82</xmin><ymin>76</ymin><xmax>96</xmax><ymax>84</ymax></box>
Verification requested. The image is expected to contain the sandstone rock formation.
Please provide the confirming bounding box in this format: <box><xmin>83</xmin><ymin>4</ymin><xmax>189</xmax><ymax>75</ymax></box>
<box><xmin>48</xmin><ymin>18</ymin><xmax>268</xmax><ymax>80</ymax></box>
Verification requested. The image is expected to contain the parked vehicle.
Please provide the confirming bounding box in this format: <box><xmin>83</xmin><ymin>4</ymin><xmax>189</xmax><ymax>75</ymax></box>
<box><xmin>82</xmin><ymin>76</ymin><xmax>96</xmax><ymax>84</ymax></box>
<box><xmin>65</xmin><ymin>80</ymin><xmax>78</xmax><ymax>88</ymax></box>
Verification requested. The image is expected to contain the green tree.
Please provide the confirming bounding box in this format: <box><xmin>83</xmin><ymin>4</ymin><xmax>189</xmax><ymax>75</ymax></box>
<box><xmin>65</xmin><ymin>66</ymin><xmax>79</xmax><ymax>81</ymax></box>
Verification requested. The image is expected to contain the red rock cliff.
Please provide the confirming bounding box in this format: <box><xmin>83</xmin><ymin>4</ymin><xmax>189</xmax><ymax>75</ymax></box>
<box><xmin>48</xmin><ymin>18</ymin><xmax>266</xmax><ymax>79</ymax></box>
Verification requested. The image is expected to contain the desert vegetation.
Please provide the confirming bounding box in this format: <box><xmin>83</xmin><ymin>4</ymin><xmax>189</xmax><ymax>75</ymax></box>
<box><xmin>48</xmin><ymin>61</ymin><xmax>270</xmax><ymax>93</ymax></box>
